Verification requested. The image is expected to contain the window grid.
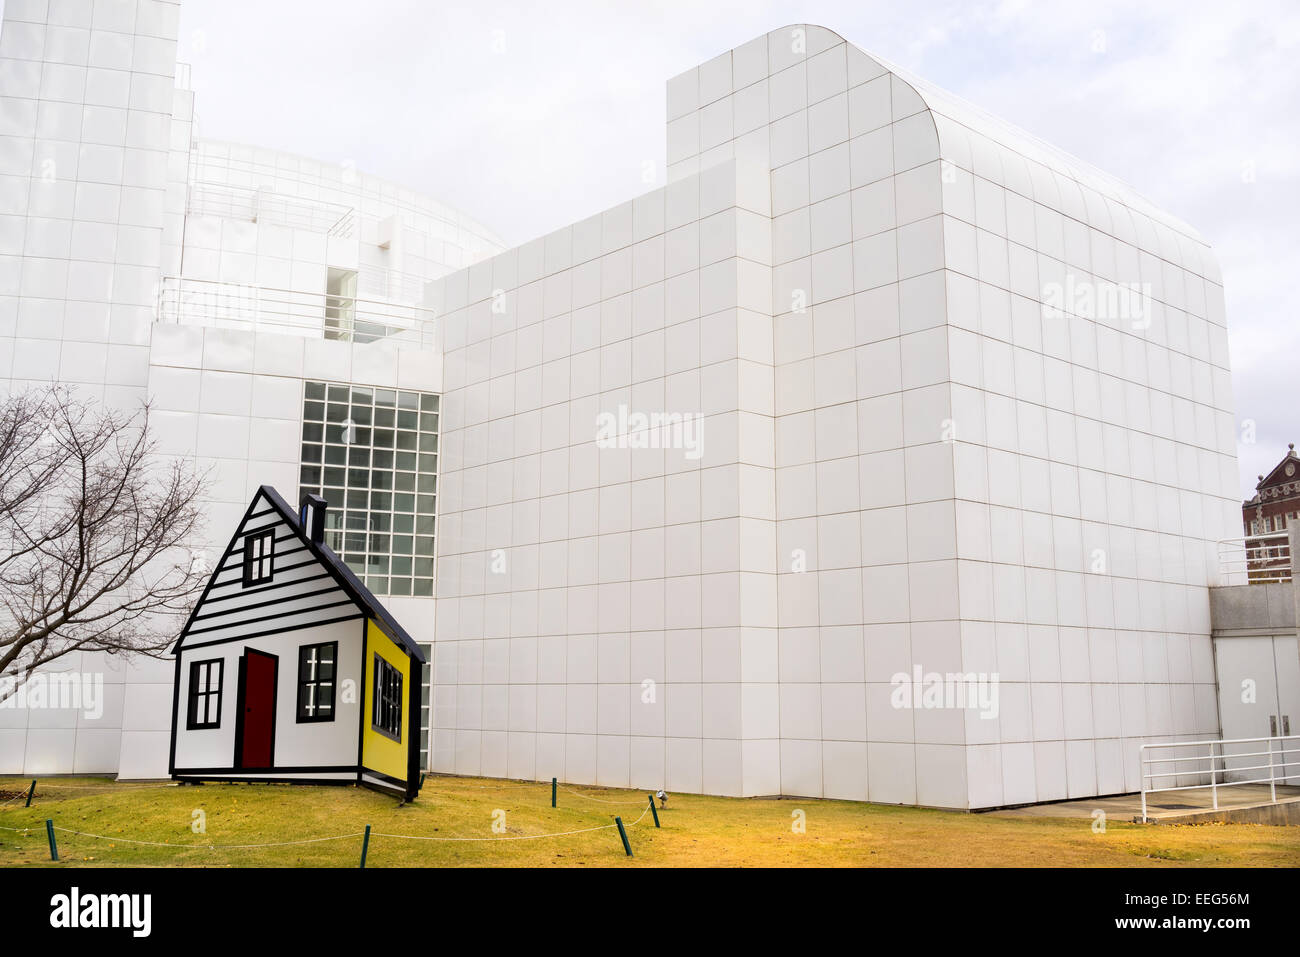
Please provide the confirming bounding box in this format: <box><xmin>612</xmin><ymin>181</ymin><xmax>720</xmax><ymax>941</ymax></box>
<box><xmin>418</xmin><ymin>643</ymin><xmax>432</xmax><ymax>770</ymax></box>
<box><xmin>372</xmin><ymin>654</ymin><xmax>403</xmax><ymax>741</ymax></box>
<box><xmin>296</xmin><ymin>641</ymin><xmax>337</xmax><ymax>723</ymax></box>
<box><xmin>242</xmin><ymin>529</ymin><xmax>275</xmax><ymax>586</ymax></box>
<box><xmin>299</xmin><ymin>382</ymin><xmax>438</xmax><ymax>597</ymax></box>
<box><xmin>187</xmin><ymin>659</ymin><xmax>223</xmax><ymax>729</ymax></box>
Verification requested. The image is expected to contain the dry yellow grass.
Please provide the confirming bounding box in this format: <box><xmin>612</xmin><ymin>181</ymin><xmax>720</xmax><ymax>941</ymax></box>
<box><xmin>1</xmin><ymin>775</ymin><xmax>1297</xmax><ymax>867</ymax></box>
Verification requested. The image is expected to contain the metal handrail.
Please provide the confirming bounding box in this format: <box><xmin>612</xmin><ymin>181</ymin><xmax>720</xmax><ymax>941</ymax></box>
<box><xmin>1143</xmin><ymin>731</ymin><xmax>1299</xmax><ymax>749</ymax></box>
<box><xmin>155</xmin><ymin>276</ymin><xmax>436</xmax><ymax>348</ymax></box>
<box><xmin>1139</xmin><ymin>733</ymin><xmax>1300</xmax><ymax>821</ymax></box>
<box><xmin>187</xmin><ymin>181</ymin><xmax>356</xmax><ymax>237</ymax></box>
<box><xmin>358</xmin><ymin>267</ymin><xmax>431</xmax><ymax>303</ymax></box>
<box><xmin>1217</xmin><ymin>532</ymin><xmax>1292</xmax><ymax>584</ymax></box>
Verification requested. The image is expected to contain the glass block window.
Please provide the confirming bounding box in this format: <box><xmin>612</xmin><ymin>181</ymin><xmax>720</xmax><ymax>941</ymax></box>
<box><xmin>298</xmin><ymin>381</ymin><xmax>438</xmax><ymax>596</ymax></box>
<box><xmin>418</xmin><ymin>642</ymin><xmax>432</xmax><ymax>771</ymax></box>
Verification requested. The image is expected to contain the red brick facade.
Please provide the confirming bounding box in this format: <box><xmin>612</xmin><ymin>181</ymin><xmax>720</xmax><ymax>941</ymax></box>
<box><xmin>1242</xmin><ymin>444</ymin><xmax>1299</xmax><ymax>580</ymax></box>
<box><xmin>1243</xmin><ymin>444</ymin><xmax>1300</xmax><ymax>535</ymax></box>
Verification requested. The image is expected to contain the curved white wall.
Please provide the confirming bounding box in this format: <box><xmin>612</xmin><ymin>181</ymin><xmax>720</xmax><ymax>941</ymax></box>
<box><xmin>430</xmin><ymin>23</ymin><xmax>1236</xmax><ymax>808</ymax></box>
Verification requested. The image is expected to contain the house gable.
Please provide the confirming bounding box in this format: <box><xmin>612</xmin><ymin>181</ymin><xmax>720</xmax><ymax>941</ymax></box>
<box><xmin>173</xmin><ymin>488</ymin><xmax>364</xmax><ymax>653</ymax></box>
<box><xmin>1256</xmin><ymin>445</ymin><xmax>1300</xmax><ymax>496</ymax></box>
<box><xmin>174</xmin><ymin>485</ymin><xmax>425</xmax><ymax>663</ymax></box>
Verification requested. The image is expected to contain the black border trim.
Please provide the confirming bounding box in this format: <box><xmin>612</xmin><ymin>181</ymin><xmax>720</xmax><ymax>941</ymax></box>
<box><xmin>186</xmin><ymin>597</ymin><xmax>358</xmax><ymax>637</ymax></box>
<box><xmin>175</xmin><ymin>763</ymin><xmax>358</xmax><ymax>775</ymax></box>
<box><xmin>173</xmin><ymin>774</ymin><xmax>359</xmax><ymax>787</ymax></box>
<box><xmin>180</xmin><ymin>613</ymin><xmax>365</xmax><ymax>652</ymax></box>
<box><xmin>191</xmin><ymin>585</ymin><xmax>347</xmax><ymax>624</ymax></box>
<box><xmin>200</xmin><ymin>570</ymin><xmax>334</xmax><ymax>605</ymax></box>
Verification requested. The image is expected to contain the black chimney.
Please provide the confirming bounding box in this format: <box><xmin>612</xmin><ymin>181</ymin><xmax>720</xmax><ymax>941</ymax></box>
<box><xmin>299</xmin><ymin>492</ymin><xmax>327</xmax><ymax>545</ymax></box>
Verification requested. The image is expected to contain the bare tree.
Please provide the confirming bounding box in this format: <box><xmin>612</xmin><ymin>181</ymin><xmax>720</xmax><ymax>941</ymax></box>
<box><xmin>0</xmin><ymin>386</ymin><xmax>210</xmax><ymax>702</ymax></box>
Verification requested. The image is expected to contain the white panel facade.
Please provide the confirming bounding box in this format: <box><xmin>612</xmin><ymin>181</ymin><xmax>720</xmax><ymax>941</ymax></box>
<box><xmin>431</xmin><ymin>157</ymin><xmax>778</xmax><ymax>796</ymax></box>
<box><xmin>0</xmin><ymin>10</ymin><xmax>1238</xmax><ymax>809</ymax></box>
<box><xmin>430</xmin><ymin>24</ymin><xmax>1237</xmax><ymax>808</ymax></box>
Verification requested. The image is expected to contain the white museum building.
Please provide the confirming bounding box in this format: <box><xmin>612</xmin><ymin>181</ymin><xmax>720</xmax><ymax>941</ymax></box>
<box><xmin>1</xmin><ymin>4</ymin><xmax>1267</xmax><ymax>809</ymax></box>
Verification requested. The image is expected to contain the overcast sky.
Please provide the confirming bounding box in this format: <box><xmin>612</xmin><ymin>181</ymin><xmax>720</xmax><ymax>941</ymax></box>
<box><xmin>28</xmin><ymin>0</ymin><xmax>1300</xmax><ymax>498</ymax></box>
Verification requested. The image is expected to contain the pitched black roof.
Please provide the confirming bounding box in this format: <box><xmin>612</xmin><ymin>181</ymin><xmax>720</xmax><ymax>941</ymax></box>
<box><xmin>253</xmin><ymin>485</ymin><xmax>426</xmax><ymax>663</ymax></box>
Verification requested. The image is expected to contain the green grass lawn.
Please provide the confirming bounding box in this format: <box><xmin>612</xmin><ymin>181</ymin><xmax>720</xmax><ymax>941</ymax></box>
<box><xmin>1</xmin><ymin>775</ymin><xmax>1297</xmax><ymax>867</ymax></box>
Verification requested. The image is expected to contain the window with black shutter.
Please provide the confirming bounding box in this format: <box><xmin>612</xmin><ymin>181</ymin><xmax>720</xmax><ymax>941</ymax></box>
<box><xmin>186</xmin><ymin>659</ymin><xmax>223</xmax><ymax>729</ymax></box>
<box><xmin>372</xmin><ymin>654</ymin><xmax>402</xmax><ymax>741</ymax></box>
<box><xmin>243</xmin><ymin>528</ymin><xmax>275</xmax><ymax>586</ymax></box>
<box><xmin>296</xmin><ymin>641</ymin><xmax>337</xmax><ymax>722</ymax></box>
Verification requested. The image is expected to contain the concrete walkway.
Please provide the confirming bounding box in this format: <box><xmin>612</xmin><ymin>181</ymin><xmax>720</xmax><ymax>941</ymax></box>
<box><xmin>986</xmin><ymin>783</ymin><xmax>1300</xmax><ymax>825</ymax></box>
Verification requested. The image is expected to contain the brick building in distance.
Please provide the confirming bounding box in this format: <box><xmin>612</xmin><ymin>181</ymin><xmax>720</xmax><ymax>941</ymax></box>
<box><xmin>1242</xmin><ymin>443</ymin><xmax>1300</xmax><ymax>580</ymax></box>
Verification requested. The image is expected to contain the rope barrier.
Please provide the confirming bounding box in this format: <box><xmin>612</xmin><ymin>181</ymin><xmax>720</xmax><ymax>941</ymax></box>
<box><xmin>0</xmin><ymin>822</ymin><xmax>365</xmax><ymax>849</ymax></box>
<box><xmin>445</xmin><ymin>781</ymin><xmax>543</xmax><ymax>790</ymax></box>
<box><xmin>0</xmin><ymin>778</ymin><xmax>661</xmax><ymax>859</ymax></box>
<box><xmin>4</xmin><ymin>779</ymin><xmax>643</xmax><ymax>797</ymax></box>
<box><xmin>1</xmin><ymin>802</ymin><xmax>656</xmax><ymax>849</ymax></box>
<box><xmin>4</xmin><ymin>778</ymin><xmax>651</xmax><ymax>795</ymax></box>
<box><xmin>424</xmin><ymin>778</ymin><xmax>649</xmax><ymax>798</ymax></box>
<box><xmin>36</xmin><ymin>782</ymin><xmax>173</xmax><ymax>789</ymax></box>
<box><xmin>3</xmin><ymin>782</ymin><xmax>175</xmax><ymax>792</ymax></box>
<box><xmin>370</xmin><ymin>822</ymin><xmax>616</xmax><ymax>842</ymax></box>
<box><xmin>370</xmin><ymin>802</ymin><xmax>653</xmax><ymax>843</ymax></box>
<box><xmin>558</xmin><ymin>785</ymin><xmax>651</xmax><ymax>805</ymax></box>
<box><xmin>51</xmin><ymin>827</ymin><xmax>367</xmax><ymax>850</ymax></box>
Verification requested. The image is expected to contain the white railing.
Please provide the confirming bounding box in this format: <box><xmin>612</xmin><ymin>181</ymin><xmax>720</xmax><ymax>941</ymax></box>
<box><xmin>187</xmin><ymin>181</ymin><xmax>356</xmax><ymax>238</ymax></box>
<box><xmin>1139</xmin><ymin>734</ymin><xmax>1300</xmax><ymax>822</ymax></box>
<box><xmin>357</xmin><ymin>267</ymin><xmax>432</xmax><ymax>304</ymax></box>
<box><xmin>156</xmin><ymin>276</ymin><xmax>435</xmax><ymax>348</ymax></box>
<box><xmin>1217</xmin><ymin>532</ymin><xmax>1292</xmax><ymax>584</ymax></box>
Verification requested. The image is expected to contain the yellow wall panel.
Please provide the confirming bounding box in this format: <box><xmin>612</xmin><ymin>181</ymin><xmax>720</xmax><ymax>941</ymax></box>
<box><xmin>361</xmin><ymin>620</ymin><xmax>411</xmax><ymax>783</ymax></box>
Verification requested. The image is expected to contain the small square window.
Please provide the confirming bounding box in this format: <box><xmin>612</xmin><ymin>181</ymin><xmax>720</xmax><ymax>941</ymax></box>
<box><xmin>297</xmin><ymin>642</ymin><xmax>338</xmax><ymax>723</ymax></box>
<box><xmin>187</xmin><ymin>659</ymin><xmax>223</xmax><ymax>729</ymax></box>
<box><xmin>372</xmin><ymin>655</ymin><xmax>403</xmax><ymax>741</ymax></box>
<box><xmin>243</xmin><ymin>529</ymin><xmax>275</xmax><ymax>586</ymax></box>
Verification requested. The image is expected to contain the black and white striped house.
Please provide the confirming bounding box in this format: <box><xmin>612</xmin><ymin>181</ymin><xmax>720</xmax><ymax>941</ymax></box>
<box><xmin>169</xmin><ymin>485</ymin><xmax>425</xmax><ymax>798</ymax></box>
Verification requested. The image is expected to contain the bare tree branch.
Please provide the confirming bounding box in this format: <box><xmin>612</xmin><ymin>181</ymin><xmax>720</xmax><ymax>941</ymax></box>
<box><xmin>0</xmin><ymin>386</ymin><xmax>211</xmax><ymax>702</ymax></box>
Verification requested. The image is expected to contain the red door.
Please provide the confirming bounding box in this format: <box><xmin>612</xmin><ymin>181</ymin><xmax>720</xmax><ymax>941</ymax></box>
<box><xmin>237</xmin><ymin>649</ymin><xmax>277</xmax><ymax>769</ymax></box>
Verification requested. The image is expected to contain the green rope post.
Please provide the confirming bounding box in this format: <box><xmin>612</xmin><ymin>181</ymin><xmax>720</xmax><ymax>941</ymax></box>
<box><xmin>359</xmin><ymin>824</ymin><xmax>371</xmax><ymax>869</ymax></box>
<box><xmin>24</xmin><ymin>779</ymin><xmax>35</xmax><ymax>808</ymax></box>
<box><xmin>46</xmin><ymin>819</ymin><xmax>58</xmax><ymax>861</ymax></box>
<box><xmin>615</xmin><ymin>816</ymin><xmax>632</xmax><ymax>857</ymax></box>
<box><xmin>551</xmin><ymin>777</ymin><xmax>557</xmax><ymax>808</ymax></box>
<box><xmin>648</xmin><ymin>793</ymin><xmax>660</xmax><ymax>828</ymax></box>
